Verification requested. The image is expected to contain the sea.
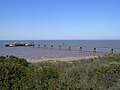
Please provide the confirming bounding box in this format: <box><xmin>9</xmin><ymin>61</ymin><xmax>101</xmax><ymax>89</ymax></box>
<box><xmin>0</xmin><ymin>40</ymin><xmax>120</xmax><ymax>61</ymax></box>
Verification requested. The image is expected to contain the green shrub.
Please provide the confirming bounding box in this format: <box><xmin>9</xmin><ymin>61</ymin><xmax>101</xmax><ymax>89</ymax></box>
<box><xmin>95</xmin><ymin>61</ymin><xmax>120</xmax><ymax>90</ymax></box>
<box><xmin>106</xmin><ymin>54</ymin><xmax>120</xmax><ymax>62</ymax></box>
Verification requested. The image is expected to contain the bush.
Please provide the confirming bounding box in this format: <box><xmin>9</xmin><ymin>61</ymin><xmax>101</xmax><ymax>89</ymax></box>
<box><xmin>106</xmin><ymin>54</ymin><xmax>120</xmax><ymax>62</ymax></box>
<box><xmin>95</xmin><ymin>61</ymin><xmax>120</xmax><ymax>90</ymax></box>
<box><xmin>1</xmin><ymin>54</ymin><xmax>120</xmax><ymax>90</ymax></box>
<box><xmin>0</xmin><ymin>56</ymin><xmax>28</xmax><ymax>90</ymax></box>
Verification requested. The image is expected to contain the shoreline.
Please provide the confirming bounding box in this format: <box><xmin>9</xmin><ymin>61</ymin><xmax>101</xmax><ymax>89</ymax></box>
<box><xmin>27</xmin><ymin>55</ymin><xmax>103</xmax><ymax>63</ymax></box>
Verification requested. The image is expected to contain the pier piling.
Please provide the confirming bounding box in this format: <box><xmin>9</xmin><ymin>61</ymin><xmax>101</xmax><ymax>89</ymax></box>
<box><xmin>69</xmin><ymin>46</ymin><xmax>71</xmax><ymax>51</ymax></box>
<box><xmin>59</xmin><ymin>45</ymin><xmax>61</xmax><ymax>50</ymax></box>
<box><xmin>38</xmin><ymin>45</ymin><xmax>40</xmax><ymax>47</ymax></box>
<box><xmin>44</xmin><ymin>45</ymin><xmax>46</xmax><ymax>48</ymax></box>
<box><xmin>93</xmin><ymin>48</ymin><xmax>96</xmax><ymax>53</ymax></box>
<box><xmin>111</xmin><ymin>48</ymin><xmax>113</xmax><ymax>54</ymax></box>
<box><xmin>51</xmin><ymin>45</ymin><xmax>53</xmax><ymax>49</ymax></box>
<box><xmin>80</xmin><ymin>47</ymin><xmax>82</xmax><ymax>51</ymax></box>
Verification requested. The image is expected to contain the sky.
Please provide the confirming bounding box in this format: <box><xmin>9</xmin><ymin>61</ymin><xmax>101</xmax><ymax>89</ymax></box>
<box><xmin>0</xmin><ymin>0</ymin><xmax>120</xmax><ymax>40</ymax></box>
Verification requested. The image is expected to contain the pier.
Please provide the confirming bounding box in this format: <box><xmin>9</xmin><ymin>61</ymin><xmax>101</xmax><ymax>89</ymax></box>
<box><xmin>34</xmin><ymin>44</ymin><xmax>120</xmax><ymax>54</ymax></box>
<box><xmin>5</xmin><ymin>42</ymin><xmax>120</xmax><ymax>54</ymax></box>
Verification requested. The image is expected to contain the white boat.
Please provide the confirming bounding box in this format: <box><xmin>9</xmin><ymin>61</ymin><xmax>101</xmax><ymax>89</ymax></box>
<box><xmin>9</xmin><ymin>44</ymin><xmax>15</xmax><ymax>47</ymax></box>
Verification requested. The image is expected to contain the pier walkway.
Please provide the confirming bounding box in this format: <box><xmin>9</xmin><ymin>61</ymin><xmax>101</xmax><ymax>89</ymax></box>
<box><xmin>33</xmin><ymin>44</ymin><xmax>120</xmax><ymax>54</ymax></box>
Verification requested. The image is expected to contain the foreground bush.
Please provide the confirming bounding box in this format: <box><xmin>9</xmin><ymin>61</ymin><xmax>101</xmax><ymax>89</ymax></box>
<box><xmin>0</xmin><ymin>56</ymin><xmax>59</xmax><ymax>90</ymax></box>
<box><xmin>0</xmin><ymin>56</ymin><xmax>29</xmax><ymax>90</ymax></box>
<box><xmin>0</xmin><ymin>54</ymin><xmax>120</xmax><ymax>90</ymax></box>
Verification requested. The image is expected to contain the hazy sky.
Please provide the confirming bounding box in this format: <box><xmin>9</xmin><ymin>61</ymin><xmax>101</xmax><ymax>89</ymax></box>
<box><xmin>0</xmin><ymin>0</ymin><xmax>120</xmax><ymax>40</ymax></box>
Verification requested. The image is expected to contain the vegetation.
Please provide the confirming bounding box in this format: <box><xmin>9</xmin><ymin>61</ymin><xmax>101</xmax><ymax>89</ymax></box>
<box><xmin>0</xmin><ymin>54</ymin><xmax>120</xmax><ymax>90</ymax></box>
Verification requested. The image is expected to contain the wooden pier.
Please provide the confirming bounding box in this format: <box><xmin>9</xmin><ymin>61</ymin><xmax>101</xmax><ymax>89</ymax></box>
<box><xmin>5</xmin><ymin>42</ymin><xmax>120</xmax><ymax>54</ymax></box>
<box><xmin>33</xmin><ymin>44</ymin><xmax>120</xmax><ymax>54</ymax></box>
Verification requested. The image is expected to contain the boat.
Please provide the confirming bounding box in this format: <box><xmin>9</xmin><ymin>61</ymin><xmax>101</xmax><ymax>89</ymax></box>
<box><xmin>9</xmin><ymin>44</ymin><xmax>16</xmax><ymax>47</ymax></box>
<box><xmin>25</xmin><ymin>43</ymin><xmax>34</xmax><ymax>46</ymax></box>
<box><xmin>5</xmin><ymin>44</ymin><xmax>10</xmax><ymax>47</ymax></box>
<box><xmin>5</xmin><ymin>42</ymin><xmax>34</xmax><ymax>47</ymax></box>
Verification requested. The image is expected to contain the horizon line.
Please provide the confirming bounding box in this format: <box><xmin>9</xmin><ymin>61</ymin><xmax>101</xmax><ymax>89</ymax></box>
<box><xmin>0</xmin><ymin>39</ymin><xmax>120</xmax><ymax>41</ymax></box>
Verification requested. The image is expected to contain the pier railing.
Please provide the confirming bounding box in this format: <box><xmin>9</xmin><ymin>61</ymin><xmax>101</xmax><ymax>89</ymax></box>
<box><xmin>34</xmin><ymin>44</ymin><xmax>120</xmax><ymax>54</ymax></box>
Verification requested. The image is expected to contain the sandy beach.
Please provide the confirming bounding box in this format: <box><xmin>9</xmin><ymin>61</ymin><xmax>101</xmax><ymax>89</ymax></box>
<box><xmin>27</xmin><ymin>55</ymin><xmax>101</xmax><ymax>63</ymax></box>
<box><xmin>26</xmin><ymin>50</ymin><xmax>104</xmax><ymax>63</ymax></box>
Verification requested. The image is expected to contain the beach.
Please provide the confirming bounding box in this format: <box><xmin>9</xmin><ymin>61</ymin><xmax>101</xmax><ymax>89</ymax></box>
<box><xmin>27</xmin><ymin>52</ymin><xmax>102</xmax><ymax>63</ymax></box>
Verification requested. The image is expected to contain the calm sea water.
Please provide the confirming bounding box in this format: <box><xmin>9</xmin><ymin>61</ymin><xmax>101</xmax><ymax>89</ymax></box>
<box><xmin>0</xmin><ymin>40</ymin><xmax>120</xmax><ymax>61</ymax></box>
